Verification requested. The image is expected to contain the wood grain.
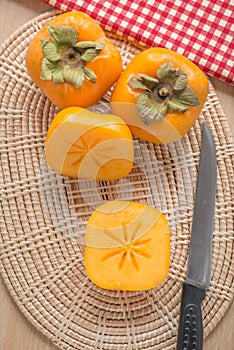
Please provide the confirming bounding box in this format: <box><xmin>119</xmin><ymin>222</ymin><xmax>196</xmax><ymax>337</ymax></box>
<box><xmin>0</xmin><ymin>1</ymin><xmax>233</xmax><ymax>349</ymax></box>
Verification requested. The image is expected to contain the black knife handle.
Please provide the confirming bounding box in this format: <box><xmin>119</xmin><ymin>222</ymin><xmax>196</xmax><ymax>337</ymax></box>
<box><xmin>176</xmin><ymin>283</ymin><xmax>206</xmax><ymax>350</ymax></box>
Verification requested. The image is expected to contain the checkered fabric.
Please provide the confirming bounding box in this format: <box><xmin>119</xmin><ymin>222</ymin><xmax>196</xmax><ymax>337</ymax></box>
<box><xmin>43</xmin><ymin>0</ymin><xmax>234</xmax><ymax>84</ymax></box>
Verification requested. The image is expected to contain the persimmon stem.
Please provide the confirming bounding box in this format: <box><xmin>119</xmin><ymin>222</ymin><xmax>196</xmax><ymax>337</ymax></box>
<box><xmin>158</xmin><ymin>86</ymin><xmax>170</xmax><ymax>98</ymax></box>
<box><xmin>62</xmin><ymin>48</ymin><xmax>83</xmax><ymax>68</ymax></box>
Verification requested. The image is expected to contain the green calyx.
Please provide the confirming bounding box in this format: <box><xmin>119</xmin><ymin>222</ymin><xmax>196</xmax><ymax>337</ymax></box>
<box><xmin>40</xmin><ymin>25</ymin><xmax>106</xmax><ymax>88</ymax></box>
<box><xmin>128</xmin><ymin>61</ymin><xmax>200</xmax><ymax>125</ymax></box>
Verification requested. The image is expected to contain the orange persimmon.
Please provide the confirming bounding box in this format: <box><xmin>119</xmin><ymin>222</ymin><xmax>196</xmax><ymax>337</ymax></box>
<box><xmin>84</xmin><ymin>201</ymin><xmax>170</xmax><ymax>291</ymax></box>
<box><xmin>111</xmin><ymin>48</ymin><xmax>208</xmax><ymax>144</ymax></box>
<box><xmin>25</xmin><ymin>11</ymin><xmax>122</xmax><ymax>109</ymax></box>
<box><xmin>45</xmin><ymin>107</ymin><xmax>134</xmax><ymax>180</ymax></box>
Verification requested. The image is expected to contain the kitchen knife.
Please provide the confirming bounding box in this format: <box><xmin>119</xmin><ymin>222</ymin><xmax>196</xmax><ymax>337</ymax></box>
<box><xmin>176</xmin><ymin>121</ymin><xmax>217</xmax><ymax>350</ymax></box>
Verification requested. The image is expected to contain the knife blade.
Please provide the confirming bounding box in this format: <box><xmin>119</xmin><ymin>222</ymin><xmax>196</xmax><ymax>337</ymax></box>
<box><xmin>176</xmin><ymin>121</ymin><xmax>217</xmax><ymax>350</ymax></box>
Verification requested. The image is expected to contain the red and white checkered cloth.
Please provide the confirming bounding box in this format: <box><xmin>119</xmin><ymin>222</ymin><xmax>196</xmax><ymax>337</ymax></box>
<box><xmin>43</xmin><ymin>0</ymin><xmax>234</xmax><ymax>85</ymax></box>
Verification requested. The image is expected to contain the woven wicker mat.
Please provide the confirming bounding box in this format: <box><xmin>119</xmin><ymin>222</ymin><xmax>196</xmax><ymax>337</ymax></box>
<box><xmin>0</xmin><ymin>10</ymin><xmax>234</xmax><ymax>350</ymax></box>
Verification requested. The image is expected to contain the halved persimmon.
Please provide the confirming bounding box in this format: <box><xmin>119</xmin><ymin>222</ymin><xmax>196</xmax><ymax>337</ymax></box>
<box><xmin>84</xmin><ymin>200</ymin><xmax>170</xmax><ymax>291</ymax></box>
<box><xmin>45</xmin><ymin>107</ymin><xmax>134</xmax><ymax>180</ymax></box>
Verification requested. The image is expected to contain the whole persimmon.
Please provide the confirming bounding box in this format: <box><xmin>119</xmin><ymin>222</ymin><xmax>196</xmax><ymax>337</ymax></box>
<box><xmin>25</xmin><ymin>11</ymin><xmax>122</xmax><ymax>108</ymax></box>
<box><xmin>111</xmin><ymin>48</ymin><xmax>208</xmax><ymax>144</ymax></box>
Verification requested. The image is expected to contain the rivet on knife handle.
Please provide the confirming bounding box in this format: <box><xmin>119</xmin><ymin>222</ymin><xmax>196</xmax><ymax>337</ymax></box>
<box><xmin>176</xmin><ymin>283</ymin><xmax>205</xmax><ymax>350</ymax></box>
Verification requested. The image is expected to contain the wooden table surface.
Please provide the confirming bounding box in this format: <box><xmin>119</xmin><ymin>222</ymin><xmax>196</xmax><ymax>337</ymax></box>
<box><xmin>0</xmin><ymin>1</ymin><xmax>233</xmax><ymax>349</ymax></box>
